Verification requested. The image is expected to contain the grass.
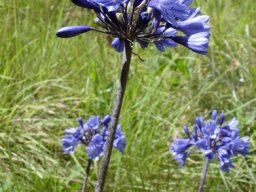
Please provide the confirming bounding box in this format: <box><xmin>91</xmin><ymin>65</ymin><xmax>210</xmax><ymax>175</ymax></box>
<box><xmin>0</xmin><ymin>0</ymin><xmax>256</xmax><ymax>191</ymax></box>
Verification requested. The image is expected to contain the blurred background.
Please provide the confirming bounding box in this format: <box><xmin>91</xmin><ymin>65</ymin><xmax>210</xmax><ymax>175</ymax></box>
<box><xmin>0</xmin><ymin>0</ymin><xmax>255</xmax><ymax>191</ymax></box>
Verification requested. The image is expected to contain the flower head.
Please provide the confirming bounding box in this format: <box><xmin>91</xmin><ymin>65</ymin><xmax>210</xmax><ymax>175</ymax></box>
<box><xmin>170</xmin><ymin>110</ymin><xmax>250</xmax><ymax>172</ymax></box>
<box><xmin>61</xmin><ymin>115</ymin><xmax>126</xmax><ymax>159</ymax></box>
<box><xmin>56</xmin><ymin>0</ymin><xmax>210</xmax><ymax>54</ymax></box>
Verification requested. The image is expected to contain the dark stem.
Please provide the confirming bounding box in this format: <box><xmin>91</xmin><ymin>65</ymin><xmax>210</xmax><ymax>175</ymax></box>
<box><xmin>198</xmin><ymin>158</ymin><xmax>210</xmax><ymax>192</ymax></box>
<box><xmin>95</xmin><ymin>40</ymin><xmax>133</xmax><ymax>192</ymax></box>
<box><xmin>132</xmin><ymin>51</ymin><xmax>145</xmax><ymax>62</ymax></box>
<box><xmin>82</xmin><ymin>159</ymin><xmax>92</xmax><ymax>192</ymax></box>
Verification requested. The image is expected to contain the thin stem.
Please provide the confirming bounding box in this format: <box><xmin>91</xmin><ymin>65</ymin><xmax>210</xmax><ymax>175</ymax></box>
<box><xmin>95</xmin><ymin>40</ymin><xmax>133</xmax><ymax>192</ymax></box>
<box><xmin>82</xmin><ymin>159</ymin><xmax>92</xmax><ymax>192</ymax></box>
<box><xmin>198</xmin><ymin>158</ymin><xmax>210</xmax><ymax>192</ymax></box>
<box><xmin>132</xmin><ymin>51</ymin><xmax>145</xmax><ymax>62</ymax></box>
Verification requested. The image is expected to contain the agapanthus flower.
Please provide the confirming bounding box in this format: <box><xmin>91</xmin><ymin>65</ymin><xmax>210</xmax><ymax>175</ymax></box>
<box><xmin>61</xmin><ymin>115</ymin><xmax>126</xmax><ymax>159</ymax></box>
<box><xmin>170</xmin><ymin>110</ymin><xmax>250</xmax><ymax>172</ymax></box>
<box><xmin>56</xmin><ymin>0</ymin><xmax>210</xmax><ymax>54</ymax></box>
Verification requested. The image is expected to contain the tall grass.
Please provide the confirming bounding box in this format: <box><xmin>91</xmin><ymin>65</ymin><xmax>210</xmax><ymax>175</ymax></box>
<box><xmin>0</xmin><ymin>0</ymin><xmax>255</xmax><ymax>191</ymax></box>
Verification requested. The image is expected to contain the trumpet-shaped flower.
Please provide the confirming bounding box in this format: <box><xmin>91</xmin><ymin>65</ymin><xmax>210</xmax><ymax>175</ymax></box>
<box><xmin>170</xmin><ymin>110</ymin><xmax>250</xmax><ymax>172</ymax></box>
<box><xmin>56</xmin><ymin>0</ymin><xmax>210</xmax><ymax>54</ymax></box>
<box><xmin>61</xmin><ymin>115</ymin><xmax>126</xmax><ymax>159</ymax></box>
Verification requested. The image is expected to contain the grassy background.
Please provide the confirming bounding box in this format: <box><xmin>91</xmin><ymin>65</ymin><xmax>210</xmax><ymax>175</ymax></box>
<box><xmin>0</xmin><ymin>0</ymin><xmax>256</xmax><ymax>191</ymax></box>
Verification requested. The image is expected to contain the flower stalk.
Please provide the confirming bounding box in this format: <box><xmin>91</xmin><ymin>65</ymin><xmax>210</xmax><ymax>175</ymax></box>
<box><xmin>95</xmin><ymin>40</ymin><xmax>132</xmax><ymax>192</ymax></box>
<box><xmin>82</xmin><ymin>159</ymin><xmax>93</xmax><ymax>192</ymax></box>
<box><xmin>198</xmin><ymin>157</ymin><xmax>210</xmax><ymax>192</ymax></box>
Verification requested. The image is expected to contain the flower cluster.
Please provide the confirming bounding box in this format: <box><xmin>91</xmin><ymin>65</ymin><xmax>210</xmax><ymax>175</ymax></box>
<box><xmin>170</xmin><ymin>110</ymin><xmax>250</xmax><ymax>172</ymax></box>
<box><xmin>56</xmin><ymin>0</ymin><xmax>210</xmax><ymax>54</ymax></box>
<box><xmin>62</xmin><ymin>115</ymin><xmax>126</xmax><ymax>159</ymax></box>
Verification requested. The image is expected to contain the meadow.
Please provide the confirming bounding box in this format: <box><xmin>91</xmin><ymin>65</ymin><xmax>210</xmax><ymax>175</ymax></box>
<box><xmin>0</xmin><ymin>0</ymin><xmax>256</xmax><ymax>191</ymax></box>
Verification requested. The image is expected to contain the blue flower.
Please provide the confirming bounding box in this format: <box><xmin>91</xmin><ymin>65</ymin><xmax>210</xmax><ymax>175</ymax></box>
<box><xmin>71</xmin><ymin>0</ymin><xmax>99</xmax><ymax>10</ymax></box>
<box><xmin>173</xmin><ymin>151</ymin><xmax>190</xmax><ymax>167</ymax></box>
<box><xmin>170</xmin><ymin>110</ymin><xmax>250</xmax><ymax>172</ymax></box>
<box><xmin>102</xmin><ymin>115</ymin><xmax>111</xmax><ymax>126</ymax></box>
<box><xmin>112</xmin><ymin>38</ymin><xmax>125</xmax><ymax>52</ymax></box>
<box><xmin>56</xmin><ymin>26</ymin><xmax>91</xmax><ymax>38</ymax></box>
<box><xmin>87</xmin><ymin>134</ymin><xmax>104</xmax><ymax>159</ymax></box>
<box><xmin>62</xmin><ymin>136</ymin><xmax>78</xmax><ymax>154</ymax></box>
<box><xmin>101</xmin><ymin>123</ymin><xmax>126</xmax><ymax>152</ymax></box>
<box><xmin>171</xmin><ymin>138</ymin><xmax>191</xmax><ymax>154</ymax></box>
<box><xmin>113</xmin><ymin>125</ymin><xmax>126</xmax><ymax>152</ymax></box>
<box><xmin>172</xmin><ymin>32</ymin><xmax>210</xmax><ymax>54</ymax></box>
<box><xmin>62</xmin><ymin>125</ymin><xmax>83</xmax><ymax>154</ymax></box>
<box><xmin>176</xmin><ymin>8</ymin><xmax>210</xmax><ymax>36</ymax></box>
<box><xmin>61</xmin><ymin>115</ymin><xmax>126</xmax><ymax>159</ymax></box>
<box><xmin>148</xmin><ymin>0</ymin><xmax>191</xmax><ymax>26</ymax></box>
<box><xmin>227</xmin><ymin>136</ymin><xmax>250</xmax><ymax>156</ymax></box>
<box><xmin>57</xmin><ymin>0</ymin><xmax>210</xmax><ymax>54</ymax></box>
<box><xmin>170</xmin><ymin>138</ymin><xmax>192</xmax><ymax>167</ymax></box>
<box><xmin>87</xmin><ymin>116</ymin><xmax>101</xmax><ymax>131</ymax></box>
<box><xmin>217</xmin><ymin>148</ymin><xmax>234</xmax><ymax>173</ymax></box>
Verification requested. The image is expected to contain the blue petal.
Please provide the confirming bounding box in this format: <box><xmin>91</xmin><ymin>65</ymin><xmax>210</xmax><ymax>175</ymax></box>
<box><xmin>171</xmin><ymin>138</ymin><xmax>191</xmax><ymax>154</ymax></box>
<box><xmin>148</xmin><ymin>0</ymin><xmax>159</xmax><ymax>9</ymax></box>
<box><xmin>93</xmin><ymin>0</ymin><xmax>126</xmax><ymax>11</ymax></box>
<box><xmin>221</xmin><ymin>137</ymin><xmax>232</xmax><ymax>143</ymax></box>
<box><xmin>114</xmin><ymin>135</ymin><xmax>126</xmax><ymax>152</ymax></box>
<box><xmin>163</xmin><ymin>28</ymin><xmax>176</xmax><ymax>37</ymax></box>
<box><xmin>217</xmin><ymin>148</ymin><xmax>234</xmax><ymax>172</ymax></box>
<box><xmin>154</xmin><ymin>38</ymin><xmax>176</xmax><ymax>51</ymax></box>
<box><xmin>219</xmin><ymin>160</ymin><xmax>234</xmax><ymax>173</ymax></box>
<box><xmin>187</xmin><ymin>32</ymin><xmax>209</xmax><ymax>54</ymax></box>
<box><xmin>137</xmin><ymin>12</ymin><xmax>150</xmax><ymax>28</ymax></box>
<box><xmin>195</xmin><ymin>116</ymin><xmax>204</xmax><ymax>129</ymax></box>
<box><xmin>219</xmin><ymin>113</ymin><xmax>225</xmax><ymax>125</ymax></box>
<box><xmin>56</xmin><ymin>26</ymin><xmax>91</xmax><ymax>38</ymax></box>
<box><xmin>204</xmin><ymin>149</ymin><xmax>214</xmax><ymax>160</ymax></box>
<box><xmin>73</xmin><ymin>128</ymin><xmax>83</xmax><ymax>140</ymax></box>
<box><xmin>177</xmin><ymin>15</ymin><xmax>210</xmax><ymax>36</ymax></box>
<box><xmin>231</xmin><ymin>136</ymin><xmax>250</xmax><ymax>156</ymax></box>
<box><xmin>173</xmin><ymin>152</ymin><xmax>190</xmax><ymax>167</ymax></box>
<box><xmin>227</xmin><ymin>118</ymin><xmax>239</xmax><ymax>131</ymax></box>
<box><xmin>195</xmin><ymin>138</ymin><xmax>209</xmax><ymax>150</ymax></box>
<box><xmin>112</xmin><ymin>38</ymin><xmax>124</xmax><ymax>52</ymax></box>
<box><xmin>137</xmin><ymin>40</ymin><xmax>149</xmax><ymax>49</ymax></box>
<box><xmin>154</xmin><ymin>41</ymin><xmax>165</xmax><ymax>52</ymax></box>
<box><xmin>183</xmin><ymin>126</ymin><xmax>190</xmax><ymax>137</ymax></box>
<box><xmin>103</xmin><ymin>115</ymin><xmax>111</xmax><ymax>127</ymax></box>
<box><xmin>149</xmin><ymin>0</ymin><xmax>190</xmax><ymax>25</ymax></box>
<box><xmin>115</xmin><ymin>125</ymin><xmax>124</xmax><ymax>138</ymax></box>
<box><xmin>154</xmin><ymin>26</ymin><xmax>165</xmax><ymax>35</ymax></box>
<box><xmin>87</xmin><ymin>116</ymin><xmax>101</xmax><ymax>130</ymax></box>
<box><xmin>221</xmin><ymin>118</ymin><xmax>239</xmax><ymax>138</ymax></box>
<box><xmin>202</xmin><ymin>121</ymin><xmax>216</xmax><ymax>137</ymax></box>
<box><xmin>61</xmin><ymin>136</ymin><xmax>77</xmax><ymax>154</ymax></box>
<box><xmin>77</xmin><ymin>117</ymin><xmax>85</xmax><ymax>128</ymax></box>
<box><xmin>161</xmin><ymin>39</ymin><xmax>177</xmax><ymax>47</ymax></box>
<box><xmin>179</xmin><ymin>0</ymin><xmax>193</xmax><ymax>5</ymax></box>
<box><xmin>64</xmin><ymin>128</ymin><xmax>77</xmax><ymax>135</ymax></box>
<box><xmin>87</xmin><ymin>134</ymin><xmax>104</xmax><ymax>159</ymax></box>
<box><xmin>173</xmin><ymin>32</ymin><xmax>209</xmax><ymax>54</ymax></box>
<box><xmin>71</xmin><ymin>0</ymin><xmax>99</xmax><ymax>11</ymax></box>
<box><xmin>211</xmin><ymin>110</ymin><xmax>218</xmax><ymax>120</ymax></box>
